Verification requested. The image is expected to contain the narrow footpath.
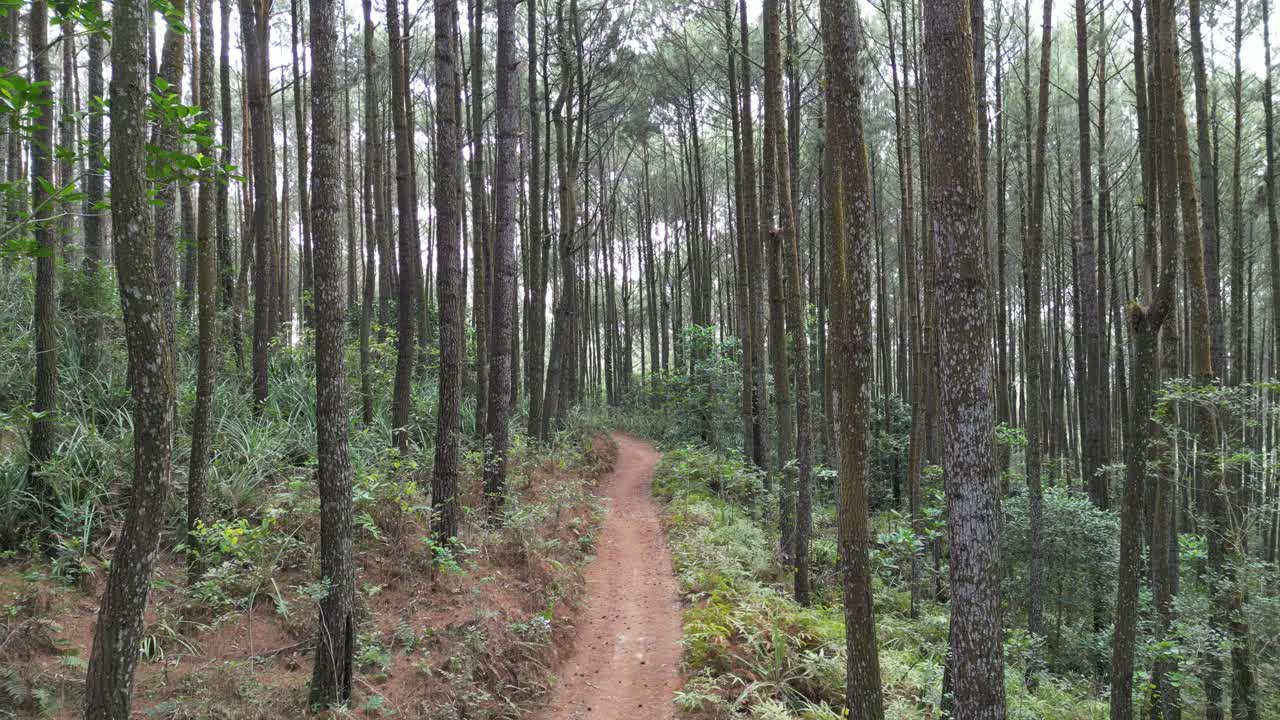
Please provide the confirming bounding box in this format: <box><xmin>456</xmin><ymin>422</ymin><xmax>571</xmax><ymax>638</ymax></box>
<box><xmin>533</xmin><ymin>434</ymin><xmax>682</xmax><ymax>720</ymax></box>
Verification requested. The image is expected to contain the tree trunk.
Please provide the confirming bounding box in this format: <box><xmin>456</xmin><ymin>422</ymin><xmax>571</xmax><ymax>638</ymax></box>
<box><xmin>241</xmin><ymin>0</ymin><xmax>274</xmax><ymax>411</ymax></box>
<box><xmin>187</xmin><ymin>0</ymin><xmax>219</xmax><ymax>586</ymax></box>
<box><xmin>26</xmin><ymin>0</ymin><xmax>58</xmax><ymax>512</ymax></box>
<box><xmin>1024</xmin><ymin>0</ymin><xmax>1053</xmax><ymax>687</ymax></box>
<box><xmin>82</xmin><ymin>0</ymin><xmax>177</xmax><ymax>711</ymax></box>
<box><xmin>291</xmin><ymin>0</ymin><xmax>313</xmax><ymax>329</ymax></box>
<box><xmin>1111</xmin><ymin>1</ymin><xmax>1183</xmax><ymax>716</ymax></box>
<box><xmin>764</xmin><ymin>0</ymin><xmax>813</xmax><ymax>605</ymax></box>
<box><xmin>723</xmin><ymin>0</ymin><xmax>752</xmax><ymax>461</ymax></box>
<box><xmin>922</xmin><ymin>3</ymin><xmax>1006</xmax><ymax>718</ymax></box>
<box><xmin>359</xmin><ymin>0</ymin><xmax>379</xmax><ymax>426</ymax></box>
<box><xmin>432</xmin><ymin>0</ymin><xmax>464</xmax><ymax>547</ymax></box>
<box><xmin>738</xmin><ymin>0</ymin><xmax>770</xmax><ymax>472</ymax></box>
<box><xmin>218</xmin><ymin>0</ymin><xmax>238</xmax><ymax>356</ymax></box>
<box><xmin>81</xmin><ymin>0</ymin><xmax>106</xmax><ymax>367</ymax></box>
<box><xmin>762</xmin><ymin>0</ymin><xmax>794</xmax><ymax>567</ymax></box>
<box><xmin>307</xmin><ymin>0</ymin><xmax>356</xmax><ymax>702</ymax></box>
<box><xmin>821</xmin><ymin>0</ymin><xmax>886</xmax><ymax>714</ymax></box>
<box><xmin>1074</xmin><ymin>0</ymin><xmax>1104</xmax><ymax>510</ymax></box>
<box><xmin>389</xmin><ymin>0</ymin><xmax>418</xmax><ymax>452</ymax></box>
<box><xmin>526</xmin><ymin>0</ymin><xmax>548</xmax><ymax>438</ymax></box>
<box><xmin>485</xmin><ymin>0</ymin><xmax>519</xmax><ymax>513</ymax></box>
<box><xmin>1228</xmin><ymin>3</ymin><xmax>1259</xmax><ymax>713</ymax></box>
<box><xmin>470</xmin><ymin>0</ymin><xmax>491</xmax><ymax>436</ymax></box>
<box><xmin>541</xmin><ymin>0</ymin><xmax>584</xmax><ymax>439</ymax></box>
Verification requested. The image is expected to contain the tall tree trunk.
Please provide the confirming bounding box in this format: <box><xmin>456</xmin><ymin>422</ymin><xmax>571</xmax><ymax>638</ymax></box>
<box><xmin>739</xmin><ymin>0</ymin><xmax>770</xmax><ymax>471</ymax></box>
<box><xmin>762</xmin><ymin>0</ymin><xmax>795</xmax><ymax>567</ymax></box>
<box><xmin>292</xmin><ymin>0</ymin><xmax>313</xmax><ymax>329</ymax></box>
<box><xmin>1111</xmin><ymin>1</ymin><xmax>1183</xmax><ymax>716</ymax></box>
<box><xmin>526</xmin><ymin>0</ymin><xmax>548</xmax><ymax>437</ymax></box>
<box><xmin>58</xmin><ymin>23</ymin><xmax>76</xmax><ymax>261</ymax></box>
<box><xmin>822</xmin><ymin>0</ymin><xmax>886</xmax><ymax>714</ymax></box>
<box><xmin>432</xmin><ymin>0</ymin><xmax>464</xmax><ymax>547</ymax></box>
<box><xmin>541</xmin><ymin>0</ymin><xmax>584</xmax><ymax>438</ymax></box>
<box><xmin>218</xmin><ymin>0</ymin><xmax>238</xmax><ymax>357</ymax></box>
<box><xmin>83</xmin><ymin>0</ymin><xmax>177</xmax><ymax>711</ymax></box>
<box><xmin>993</xmin><ymin>10</ymin><xmax>1011</xmax><ymax>477</ymax></box>
<box><xmin>279</xmin><ymin>86</ymin><xmax>292</xmax><ymax>337</ymax></box>
<box><xmin>1074</xmin><ymin>0</ymin><xmax>1104</xmax><ymax>510</ymax></box>
<box><xmin>470</xmin><ymin>0</ymin><xmax>491</xmax><ymax>436</ymax></box>
<box><xmin>307</xmin><ymin>0</ymin><xmax>356</xmax><ymax>702</ymax></box>
<box><xmin>345</xmin><ymin>19</ymin><xmax>358</xmax><ymax>321</ymax></box>
<box><xmin>485</xmin><ymin>0</ymin><xmax>519</xmax><ymax>513</ymax></box>
<box><xmin>81</xmin><ymin>0</ymin><xmax>107</xmax><ymax>367</ymax></box>
<box><xmin>241</xmin><ymin>0</ymin><xmax>274</xmax><ymax>411</ymax></box>
<box><xmin>1270</xmin><ymin>14</ymin><xmax>1280</xmax><ymax>446</ymax></box>
<box><xmin>187</xmin><ymin>0</ymin><xmax>219</xmax><ymax>585</ymax></box>
<box><xmin>884</xmin><ymin>0</ymin><xmax>925</xmax><ymax>618</ymax></box>
<box><xmin>359</xmin><ymin>0</ymin><xmax>379</xmax><ymax>426</ymax></box>
<box><xmin>764</xmin><ymin>0</ymin><xmax>813</xmax><ymax>605</ymax></box>
<box><xmin>26</xmin><ymin>0</ymin><xmax>58</xmax><ymax>510</ymax></box>
<box><xmin>1187</xmin><ymin>3</ymin><xmax>1230</xmax><ymax>716</ymax></box>
<box><xmin>1024</xmin><ymin>0</ymin><xmax>1053</xmax><ymax>687</ymax></box>
<box><xmin>723</xmin><ymin>0</ymin><xmax>752</xmax><ymax>461</ymax></box>
<box><xmin>389</xmin><ymin>0</ymin><xmax>417</xmax><ymax>452</ymax></box>
<box><xmin>1228</xmin><ymin>3</ymin><xmax>1259</xmax><ymax>712</ymax></box>
<box><xmin>922</xmin><ymin>3</ymin><xmax>1007</xmax><ymax>718</ymax></box>
<box><xmin>1109</xmin><ymin>1</ymin><xmax>1155</xmax><ymax>699</ymax></box>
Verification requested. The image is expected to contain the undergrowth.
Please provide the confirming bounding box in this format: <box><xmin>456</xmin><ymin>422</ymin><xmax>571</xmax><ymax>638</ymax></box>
<box><xmin>651</xmin><ymin>445</ymin><xmax>1111</xmax><ymax>720</ymax></box>
<box><xmin>0</xmin><ymin>429</ymin><xmax>614</xmax><ymax>719</ymax></box>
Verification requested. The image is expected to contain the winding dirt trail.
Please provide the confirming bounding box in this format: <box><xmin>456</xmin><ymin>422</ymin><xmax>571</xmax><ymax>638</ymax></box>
<box><xmin>534</xmin><ymin>434</ymin><xmax>682</xmax><ymax>720</ymax></box>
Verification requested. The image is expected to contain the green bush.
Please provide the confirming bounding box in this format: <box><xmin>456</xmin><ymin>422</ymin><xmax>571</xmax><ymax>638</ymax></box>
<box><xmin>1001</xmin><ymin>485</ymin><xmax>1119</xmax><ymax>673</ymax></box>
<box><xmin>635</xmin><ymin>325</ymin><xmax>744</xmax><ymax>450</ymax></box>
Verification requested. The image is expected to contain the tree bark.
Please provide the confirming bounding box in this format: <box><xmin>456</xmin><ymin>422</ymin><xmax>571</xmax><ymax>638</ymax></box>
<box><xmin>1024</xmin><ymin>0</ymin><xmax>1053</xmax><ymax>687</ymax></box>
<box><xmin>1111</xmin><ymin>2</ymin><xmax>1183</xmax><ymax>716</ymax></box>
<box><xmin>526</xmin><ymin>0</ymin><xmax>548</xmax><ymax>438</ymax></box>
<box><xmin>922</xmin><ymin>2</ymin><xmax>1007</xmax><ymax>717</ymax></box>
<box><xmin>389</xmin><ymin>0</ymin><xmax>418</xmax><ymax>452</ymax></box>
<box><xmin>738</xmin><ymin>0</ymin><xmax>770</xmax><ymax>472</ymax></box>
<box><xmin>26</xmin><ymin>0</ymin><xmax>58</xmax><ymax>514</ymax></box>
<box><xmin>470</xmin><ymin>0</ymin><xmax>491</xmax><ymax>436</ymax></box>
<box><xmin>307</xmin><ymin>0</ymin><xmax>356</xmax><ymax>702</ymax></box>
<box><xmin>81</xmin><ymin>0</ymin><xmax>107</xmax><ymax>367</ymax></box>
<box><xmin>762</xmin><ymin>0</ymin><xmax>795</xmax><ymax>568</ymax></box>
<box><xmin>764</xmin><ymin>0</ymin><xmax>813</xmax><ymax>606</ymax></box>
<box><xmin>218</xmin><ymin>0</ymin><xmax>237</xmax><ymax>355</ymax></box>
<box><xmin>83</xmin><ymin>0</ymin><xmax>177</xmax><ymax>711</ymax></box>
<box><xmin>821</xmin><ymin>0</ymin><xmax>886</xmax><ymax>713</ymax></box>
<box><xmin>359</xmin><ymin>0</ymin><xmax>379</xmax><ymax>426</ymax></box>
<box><xmin>241</xmin><ymin>0</ymin><xmax>275</xmax><ymax>411</ymax></box>
<box><xmin>187</xmin><ymin>0</ymin><xmax>219</xmax><ymax>586</ymax></box>
<box><xmin>1074</xmin><ymin>0</ymin><xmax>1104</xmax><ymax>510</ymax></box>
<box><xmin>485</xmin><ymin>0</ymin><xmax>519</xmax><ymax>513</ymax></box>
<box><xmin>432</xmin><ymin>0</ymin><xmax>464</xmax><ymax>547</ymax></box>
<box><xmin>291</xmin><ymin>0</ymin><xmax>313</xmax><ymax>329</ymax></box>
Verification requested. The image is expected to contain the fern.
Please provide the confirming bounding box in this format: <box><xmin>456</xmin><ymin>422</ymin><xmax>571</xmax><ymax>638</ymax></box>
<box><xmin>0</xmin><ymin>664</ymin><xmax>27</xmax><ymax>706</ymax></box>
<box><xmin>33</xmin><ymin>686</ymin><xmax>57</xmax><ymax>717</ymax></box>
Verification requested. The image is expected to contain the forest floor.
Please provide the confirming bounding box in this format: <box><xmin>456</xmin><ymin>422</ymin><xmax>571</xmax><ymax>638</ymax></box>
<box><xmin>533</xmin><ymin>434</ymin><xmax>683</xmax><ymax>720</ymax></box>
<box><xmin>0</xmin><ymin>434</ymin><xmax>625</xmax><ymax>719</ymax></box>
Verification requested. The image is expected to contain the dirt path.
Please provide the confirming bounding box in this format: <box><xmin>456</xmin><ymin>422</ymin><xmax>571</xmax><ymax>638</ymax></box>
<box><xmin>534</xmin><ymin>434</ymin><xmax>682</xmax><ymax>720</ymax></box>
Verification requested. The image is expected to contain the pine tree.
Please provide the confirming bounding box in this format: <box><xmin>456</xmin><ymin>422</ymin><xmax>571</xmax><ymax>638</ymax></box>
<box><xmin>432</xmin><ymin>0</ymin><xmax>464</xmax><ymax>547</ymax></box>
<box><xmin>485</xmin><ymin>0</ymin><xmax>520</xmax><ymax>512</ymax></box>
<box><xmin>83</xmin><ymin>0</ymin><xmax>177</xmax><ymax>712</ymax></box>
<box><xmin>921</xmin><ymin>2</ymin><xmax>1006</xmax><ymax>717</ymax></box>
<box><xmin>307</xmin><ymin>0</ymin><xmax>356</xmax><ymax>701</ymax></box>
